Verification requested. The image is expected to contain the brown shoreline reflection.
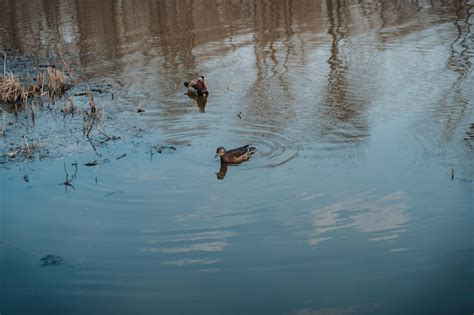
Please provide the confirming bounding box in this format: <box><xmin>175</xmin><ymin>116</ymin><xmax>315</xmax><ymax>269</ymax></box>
<box><xmin>0</xmin><ymin>1</ymin><xmax>470</xmax><ymax>149</ymax></box>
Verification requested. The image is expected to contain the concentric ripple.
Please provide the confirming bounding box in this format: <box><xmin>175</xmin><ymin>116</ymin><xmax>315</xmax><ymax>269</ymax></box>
<box><xmin>220</xmin><ymin>123</ymin><xmax>303</xmax><ymax>169</ymax></box>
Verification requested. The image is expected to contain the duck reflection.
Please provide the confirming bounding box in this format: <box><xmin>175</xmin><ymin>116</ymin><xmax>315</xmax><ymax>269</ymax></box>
<box><xmin>186</xmin><ymin>94</ymin><xmax>208</xmax><ymax>113</ymax></box>
<box><xmin>215</xmin><ymin>162</ymin><xmax>228</xmax><ymax>180</ymax></box>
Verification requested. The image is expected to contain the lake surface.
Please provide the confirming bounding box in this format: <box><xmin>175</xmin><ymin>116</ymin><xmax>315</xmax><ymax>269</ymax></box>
<box><xmin>0</xmin><ymin>1</ymin><xmax>473</xmax><ymax>314</ymax></box>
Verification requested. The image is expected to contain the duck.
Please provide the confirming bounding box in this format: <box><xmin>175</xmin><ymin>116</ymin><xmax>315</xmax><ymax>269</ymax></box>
<box><xmin>184</xmin><ymin>76</ymin><xmax>209</xmax><ymax>96</ymax></box>
<box><xmin>215</xmin><ymin>145</ymin><xmax>256</xmax><ymax>164</ymax></box>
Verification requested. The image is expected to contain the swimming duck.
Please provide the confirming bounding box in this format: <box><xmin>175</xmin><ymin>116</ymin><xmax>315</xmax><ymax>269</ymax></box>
<box><xmin>215</xmin><ymin>145</ymin><xmax>256</xmax><ymax>164</ymax></box>
<box><xmin>184</xmin><ymin>76</ymin><xmax>209</xmax><ymax>96</ymax></box>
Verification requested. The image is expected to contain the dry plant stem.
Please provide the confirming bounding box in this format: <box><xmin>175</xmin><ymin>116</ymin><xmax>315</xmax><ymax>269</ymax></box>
<box><xmin>88</xmin><ymin>90</ymin><xmax>97</xmax><ymax>113</ymax></box>
<box><xmin>1</xmin><ymin>110</ymin><xmax>5</xmax><ymax>136</ymax></box>
<box><xmin>24</xmin><ymin>136</ymin><xmax>30</xmax><ymax>153</ymax></box>
<box><xmin>3</xmin><ymin>52</ymin><xmax>6</xmax><ymax>75</ymax></box>
<box><xmin>46</xmin><ymin>67</ymin><xmax>66</xmax><ymax>98</ymax></box>
<box><xmin>67</xmin><ymin>91</ymin><xmax>75</xmax><ymax>111</ymax></box>
<box><xmin>62</xmin><ymin>162</ymin><xmax>75</xmax><ymax>191</ymax></box>
<box><xmin>58</xmin><ymin>51</ymin><xmax>74</xmax><ymax>83</ymax></box>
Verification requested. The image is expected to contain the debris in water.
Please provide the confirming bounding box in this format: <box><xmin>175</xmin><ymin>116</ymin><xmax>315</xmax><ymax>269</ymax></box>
<box><xmin>40</xmin><ymin>254</ymin><xmax>64</xmax><ymax>266</ymax></box>
<box><xmin>84</xmin><ymin>160</ymin><xmax>98</xmax><ymax>166</ymax></box>
<box><xmin>61</xmin><ymin>162</ymin><xmax>76</xmax><ymax>192</ymax></box>
<box><xmin>154</xmin><ymin>144</ymin><xmax>177</xmax><ymax>154</ymax></box>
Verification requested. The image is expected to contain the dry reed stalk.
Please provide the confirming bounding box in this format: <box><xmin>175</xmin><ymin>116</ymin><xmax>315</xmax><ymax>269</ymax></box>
<box><xmin>82</xmin><ymin>91</ymin><xmax>103</xmax><ymax>138</ymax></box>
<box><xmin>88</xmin><ymin>90</ymin><xmax>97</xmax><ymax>114</ymax></box>
<box><xmin>24</xmin><ymin>136</ymin><xmax>31</xmax><ymax>153</ymax></box>
<box><xmin>46</xmin><ymin>67</ymin><xmax>66</xmax><ymax>98</ymax></box>
<box><xmin>0</xmin><ymin>72</ymin><xmax>29</xmax><ymax>103</ymax></box>
<box><xmin>35</xmin><ymin>71</ymin><xmax>48</xmax><ymax>97</ymax></box>
<box><xmin>58</xmin><ymin>51</ymin><xmax>74</xmax><ymax>83</ymax></box>
<box><xmin>67</xmin><ymin>91</ymin><xmax>75</xmax><ymax>112</ymax></box>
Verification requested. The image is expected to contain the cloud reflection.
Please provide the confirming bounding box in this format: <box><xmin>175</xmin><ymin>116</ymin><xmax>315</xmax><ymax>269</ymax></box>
<box><xmin>140</xmin><ymin>241</ymin><xmax>228</xmax><ymax>254</ymax></box>
<box><xmin>160</xmin><ymin>258</ymin><xmax>220</xmax><ymax>267</ymax></box>
<box><xmin>309</xmin><ymin>191</ymin><xmax>409</xmax><ymax>246</ymax></box>
<box><xmin>140</xmin><ymin>229</ymin><xmax>237</xmax><ymax>267</ymax></box>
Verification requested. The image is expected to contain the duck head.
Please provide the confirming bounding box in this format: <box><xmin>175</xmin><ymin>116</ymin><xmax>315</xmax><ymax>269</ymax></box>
<box><xmin>215</xmin><ymin>147</ymin><xmax>226</xmax><ymax>158</ymax></box>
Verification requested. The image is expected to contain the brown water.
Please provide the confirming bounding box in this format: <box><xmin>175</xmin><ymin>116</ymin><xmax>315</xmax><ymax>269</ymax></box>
<box><xmin>1</xmin><ymin>1</ymin><xmax>473</xmax><ymax>314</ymax></box>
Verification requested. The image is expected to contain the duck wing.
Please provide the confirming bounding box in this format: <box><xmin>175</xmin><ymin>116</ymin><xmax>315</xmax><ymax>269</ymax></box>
<box><xmin>222</xmin><ymin>145</ymin><xmax>257</xmax><ymax>163</ymax></box>
<box><xmin>226</xmin><ymin>145</ymin><xmax>251</xmax><ymax>156</ymax></box>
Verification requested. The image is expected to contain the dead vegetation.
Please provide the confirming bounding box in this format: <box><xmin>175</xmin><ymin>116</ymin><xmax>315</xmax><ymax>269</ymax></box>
<box><xmin>2</xmin><ymin>49</ymin><xmax>71</xmax><ymax>107</ymax></box>
<box><xmin>1</xmin><ymin>67</ymin><xmax>69</xmax><ymax>108</ymax></box>
<box><xmin>0</xmin><ymin>72</ymin><xmax>30</xmax><ymax>103</ymax></box>
<box><xmin>32</xmin><ymin>67</ymin><xmax>68</xmax><ymax>99</ymax></box>
<box><xmin>83</xmin><ymin>91</ymin><xmax>101</xmax><ymax>137</ymax></box>
<box><xmin>4</xmin><ymin>136</ymin><xmax>46</xmax><ymax>160</ymax></box>
<box><xmin>1</xmin><ymin>51</ymin><xmax>120</xmax><ymax>181</ymax></box>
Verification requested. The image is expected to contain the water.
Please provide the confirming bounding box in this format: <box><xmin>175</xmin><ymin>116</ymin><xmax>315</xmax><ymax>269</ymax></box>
<box><xmin>1</xmin><ymin>1</ymin><xmax>473</xmax><ymax>314</ymax></box>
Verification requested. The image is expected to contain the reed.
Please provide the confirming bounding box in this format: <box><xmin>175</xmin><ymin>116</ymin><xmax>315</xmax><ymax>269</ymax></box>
<box><xmin>46</xmin><ymin>67</ymin><xmax>67</xmax><ymax>98</ymax></box>
<box><xmin>0</xmin><ymin>72</ymin><xmax>29</xmax><ymax>103</ymax></box>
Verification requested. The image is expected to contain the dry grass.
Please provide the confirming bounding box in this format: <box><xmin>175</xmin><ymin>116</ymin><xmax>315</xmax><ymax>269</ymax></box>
<box><xmin>46</xmin><ymin>67</ymin><xmax>67</xmax><ymax>98</ymax></box>
<box><xmin>29</xmin><ymin>67</ymin><xmax>68</xmax><ymax>100</ymax></box>
<box><xmin>82</xmin><ymin>91</ymin><xmax>102</xmax><ymax>137</ymax></box>
<box><xmin>0</xmin><ymin>72</ymin><xmax>29</xmax><ymax>103</ymax></box>
<box><xmin>1</xmin><ymin>67</ymin><xmax>68</xmax><ymax>106</ymax></box>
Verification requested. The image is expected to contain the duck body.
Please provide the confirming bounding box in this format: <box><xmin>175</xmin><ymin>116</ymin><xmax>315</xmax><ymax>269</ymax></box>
<box><xmin>184</xmin><ymin>76</ymin><xmax>209</xmax><ymax>96</ymax></box>
<box><xmin>215</xmin><ymin>145</ymin><xmax>256</xmax><ymax>164</ymax></box>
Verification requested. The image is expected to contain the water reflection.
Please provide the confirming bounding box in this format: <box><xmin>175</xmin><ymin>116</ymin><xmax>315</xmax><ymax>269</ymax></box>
<box><xmin>246</xmin><ymin>0</ymin><xmax>297</xmax><ymax>127</ymax></box>
<box><xmin>215</xmin><ymin>162</ymin><xmax>228</xmax><ymax>180</ymax></box>
<box><xmin>320</xmin><ymin>0</ymin><xmax>369</xmax><ymax>144</ymax></box>
<box><xmin>140</xmin><ymin>229</ymin><xmax>238</xmax><ymax>269</ymax></box>
<box><xmin>309</xmin><ymin>191</ymin><xmax>409</xmax><ymax>247</ymax></box>
<box><xmin>186</xmin><ymin>93</ymin><xmax>208</xmax><ymax>113</ymax></box>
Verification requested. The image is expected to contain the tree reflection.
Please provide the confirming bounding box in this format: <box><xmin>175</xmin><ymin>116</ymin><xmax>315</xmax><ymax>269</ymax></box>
<box><xmin>319</xmin><ymin>0</ymin><xmax>369</xmax><ymax>145</ymax></box>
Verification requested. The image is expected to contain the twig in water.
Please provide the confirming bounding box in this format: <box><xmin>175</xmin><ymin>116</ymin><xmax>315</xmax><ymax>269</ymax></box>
<box><xmin>108</xmin><ymin>86</ymin><xmax>114</xmax><ymax>100</ymax></box>
<box><xmin>84</xmin><ymin>160</ymin><xmax>98</xmax><ymax>167</ymax></box>
<box><xmin>6</xmin><ymin>148</ymin><xmax>21</xmax><ymax>158</ymax></box>
<box><xmin>23</xmin><ymin>136</ymin><xmax>30</xmax><ymax>154</ymax></box>
<box><xmin>87</xmin><ymin>138</ymin><xmax>101</xmax><ymax>157</ymax></box>
<box><xmin>62</xmin><ymin>162</ymin><xmax>75</xmax><ymax>192</ymax></box>
<box><xmin>88</xmin><ymin>89</ymin><xmax>97</xmax><ymax>114</ymax></box>
<box><xmin>67</xmin><ymin>91</ymin><xmax>75</xmax><ymax>112</ymax></box>
<box><xmin>1</xmin><ymin>110</ymin><xmax>5</xmax><ymax>136</ymax></box>
<box><xmin>96</xmin><ymin>127</ymin><xmax>120</xmax><ymax>144</ymax></box>
<box><xmin>37</xmin><ymin>137</ymin><xmax>44</xmax><ymax>160</ymax></box>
